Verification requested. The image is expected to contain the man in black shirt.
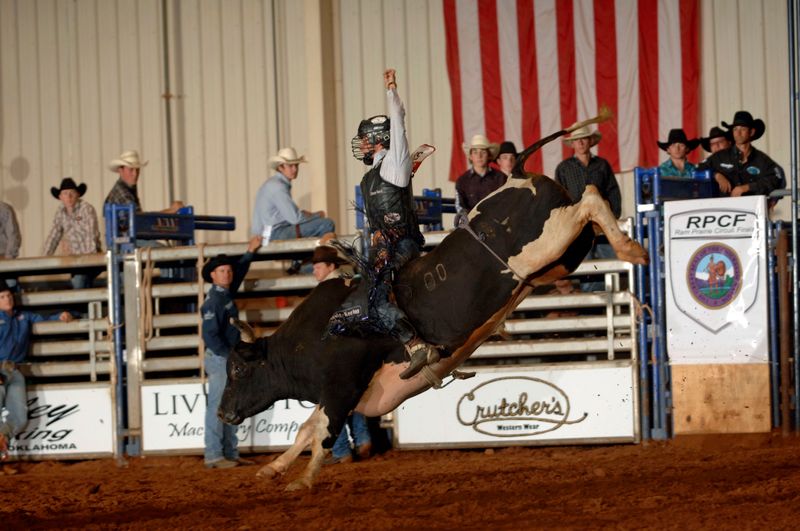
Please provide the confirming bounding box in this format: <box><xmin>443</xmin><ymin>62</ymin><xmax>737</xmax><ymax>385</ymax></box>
<box><xmin>454</xmin><ymin>134</ymin><xmax>506</xmax><ymax>222</ymax></box>
<box><xmin>698</xmin><ymin>111</ymin><xmax>785</xmax><ymax>197</ymax></box>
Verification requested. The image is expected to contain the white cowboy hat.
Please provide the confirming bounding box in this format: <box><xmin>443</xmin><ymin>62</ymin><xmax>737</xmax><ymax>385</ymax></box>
<box><xmin>269</xmin><ymin>147</ymin><xmax>308</xmax><ymax>170</ymax></box>
<box><xmin>562</xmin><ymin>124</ymin><xmax>602</xmax><ymax>147</ymax></box>
<box><xmin>108</xmin><ymin>150</ymin><xmax>149</xmax><ymax>172</ymax></box>
<box><xmin>462</xmin><ymin>134</ymin><xmax>500</xmax><ymax>160</ymax></box>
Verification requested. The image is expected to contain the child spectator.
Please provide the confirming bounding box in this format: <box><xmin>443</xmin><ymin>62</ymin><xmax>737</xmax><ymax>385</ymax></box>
<box><xmin>657</xmin><ymin>129</ymin><xmax>700</xmax><ymax>178</ymax></box>
<box><xmin>43</xmin><ymin>178</ymin><xmax>102</xmax><ymax>289</ymax></box>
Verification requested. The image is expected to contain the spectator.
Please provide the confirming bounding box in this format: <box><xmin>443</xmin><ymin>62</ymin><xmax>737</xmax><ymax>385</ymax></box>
<box><xmin>495</xmin><ymin>141</ymin><xmax>518</xmax><ymax>178</ymax></box>
<box><xmin>0</xmin><ymin>200</ymin><xmax>21</xmax><ymax>291</ymax></box>
<box><xmin>455</xmin><ymin>134</ymin><xmax>505</xmax><ymax>221</ymax></box>
<box><xmin>43</xmin><ymin>178</ymin><xmax>102</xmax><ymax>289</ymax></box>
<box><xmin>700</xmin><ymin>126</ymin><xmax>732</xmax><ymax>155</ymax></box>
<box><xmin>698</xmin><ymin>111</ymin><xmax>785</xmax><ymax>197</ymax></box>
<box><xmin>0</xmin><ymin>280</ymin><xmax>74</xmax><ymax>460</ymax></box>
<box><xmin>657</xmin><ymin>129</ymin><xmax>700</xmax><ymax>178</ymax></box>
<box><xmin>251</xmin><ymin>147</ymin><xmax>336</xmax><ymax>242</ymax></box>
<box><xmin>200</xmin><ymin>236</ymin><xmax>261</xmax><ymax>469</ymax></box>
<box><xmin>311</xmin><ymin>246</ymin><xmax>371</xmax><ymax>465</ymax></box>
<box><xmin>105</xmin><ymin>150</ymin><xmax>184</xmax><ymax>214</ymax></box>
<box><xmin>555</xmin><ymin>124</ymin><xmax>621</xmax><ymax>292</ymax></box>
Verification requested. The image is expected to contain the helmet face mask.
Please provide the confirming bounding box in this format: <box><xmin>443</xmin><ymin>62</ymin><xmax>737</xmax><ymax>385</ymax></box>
<box><xmin>352</xmin><ymin>115</ymin><xmax>390</xmax><ymax>164</ymax></box>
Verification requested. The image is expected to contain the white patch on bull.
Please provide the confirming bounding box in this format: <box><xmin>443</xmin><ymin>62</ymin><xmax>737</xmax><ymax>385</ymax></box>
<box><xmin>467</xmin><ymin>176</ymin><xmax>537</xmax><ymax>221</ymax></box>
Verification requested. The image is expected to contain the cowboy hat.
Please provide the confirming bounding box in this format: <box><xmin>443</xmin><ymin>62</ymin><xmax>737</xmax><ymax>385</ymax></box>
<box><xmin>721</xmin><ymin>110</ymin><xmax>765</xmax><ymax>142</ymax></box>
<box><xmin>462</xmin><ymin>134</ymin><xmax>500</xmax><ymax>160</ymax></box>
<box><xmin>50</xmin><ymin>177</ymin><xmax>87</xmax><ymax>200</ymax></box>
<box><xmin>562</xmin><ymin>124</ymin><xmax>602</xmax><ymax>147</ymax></box>
<box><xmin>310</xmin><ymin>246</ymin><xmax>347</xmax><ymax>266</ymax></box>
<box><xmin>497</xmin><ymin>141</ymin><xmax>518</xmax><ymax>157</ymax></box>
<box><xmin>108</xmin><ymin>150</ymin><xmax>149</xmax><ymax>172</ymax></box>
<box><xmin>269</xmin><ymin>147</ymin><xmax>308</xmax><ymax>170</ymax></box>
<box><xmin>657</xmin><ymin>129</ymin><xmax>700</xmax><ymax>152</ymax></box>
<box><xmin>202</xmin><ymin>254</ymin><xmax>237</xmax><ymax>283</ymax></box>
<box><xmin>700</xmin><ymin>126</ymin><xmax>733</xmax><ymax>152</ymax></box>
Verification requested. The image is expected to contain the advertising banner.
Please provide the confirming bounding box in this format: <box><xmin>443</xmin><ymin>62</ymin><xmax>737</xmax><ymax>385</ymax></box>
<box><xmin>664</xmin><ymin>197</ymin><xmax>768</xmax><ymax>364</ymax></box>
<box><xmin>140</xmin><ymin>383</ymin><xmax>316</xmax><ymax>453</ymax></box>
<box><xmin>394</xmin><ymin>363</ymin><xmax>637</xmax><ymax>447</ymax></box>
<box><xmin>7</xmin><ymin>385</ymin><xmax>114</xmax><ymax>458</ymax></box>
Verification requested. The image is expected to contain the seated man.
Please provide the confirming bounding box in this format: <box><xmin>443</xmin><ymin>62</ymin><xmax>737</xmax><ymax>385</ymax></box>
<box><xmin>657</xmin><ymin>129</ymin><xmax>700</xmax><ymax>178</ymax></box>
<box><xmin>330</xmin><ymin>68</ymin><xmax>439</xmax><ymax>380</ymax></box>
<box><xmin>251</xmin><ymin>147</ymin><xmax>336</xmax><ymax>242</ymax></box>
<box><xmin>698</xmin><ymin>111</ymin><xmax>785</xmax><ymax>197</ymax></box>
<box><xmin>0</xmin><ymin>280</ymin><xmax>74</xmax><ymax>460</ymax></box>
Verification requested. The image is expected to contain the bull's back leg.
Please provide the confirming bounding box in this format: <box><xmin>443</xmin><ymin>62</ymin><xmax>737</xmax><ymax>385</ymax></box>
<box><xmin>579</xmin><ymin>185</ymin><xmax>648</xmax><ymax>265</ymax></box>
<box><xmin>256</xmin><ymin>406</ymin><xmax>328</xmax><ymax>483</ymax></box>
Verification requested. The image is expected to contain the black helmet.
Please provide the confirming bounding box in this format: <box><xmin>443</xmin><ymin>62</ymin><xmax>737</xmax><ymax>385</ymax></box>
<box><xmin>351</xmin><ymin>115</ymin><xmax>391</xmax><ymax>165</ymax></box>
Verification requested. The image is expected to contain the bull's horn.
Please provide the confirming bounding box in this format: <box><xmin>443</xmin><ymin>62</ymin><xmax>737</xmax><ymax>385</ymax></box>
<box><xmin>230</xmin><ymin>318</ymin><xmax>256</xmax><ymax>343</ymax></box>
<box><xmin>512</xmin><ymin>106</ymin><xmax>614</xmax><ymax>177</ymax></box>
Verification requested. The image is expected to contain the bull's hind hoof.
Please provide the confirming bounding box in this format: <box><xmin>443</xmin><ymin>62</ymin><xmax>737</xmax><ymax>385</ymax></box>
<box><xmin>256</xmin><ymin>465</ymin><xmax>280</xmax><ymax>480</ymax></box>
<box><xmin>285</xmin><ymin>478</ymin><xmax>312</xmax><ymax>491</ymax></box>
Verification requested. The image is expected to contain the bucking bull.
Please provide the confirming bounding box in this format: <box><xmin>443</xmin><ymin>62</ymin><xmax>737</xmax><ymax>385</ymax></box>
<box><xmin>219</xmin><ymin>115</ymin><xmax>649</xmax><ymax>490</ymax></box>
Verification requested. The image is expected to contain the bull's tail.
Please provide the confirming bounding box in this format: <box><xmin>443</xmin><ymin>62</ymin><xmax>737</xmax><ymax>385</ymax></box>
<box><xmin>512</xmin><ymin>106</ymin><xmax>613</xmax><ymax>178</ymax></box>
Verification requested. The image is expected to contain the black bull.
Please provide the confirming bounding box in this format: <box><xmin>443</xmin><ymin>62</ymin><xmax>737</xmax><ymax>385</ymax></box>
<box><xmin>219</xmin><ymin>127</ymin><xmax>648</xmax><ymax>490</ymax></box>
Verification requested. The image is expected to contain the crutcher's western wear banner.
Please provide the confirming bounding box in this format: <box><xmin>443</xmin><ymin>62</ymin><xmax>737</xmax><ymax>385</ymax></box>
<box><xmin>665</xmin><ymin>197</ymin><xmax>768</xmax><ymax>364</ymax></box>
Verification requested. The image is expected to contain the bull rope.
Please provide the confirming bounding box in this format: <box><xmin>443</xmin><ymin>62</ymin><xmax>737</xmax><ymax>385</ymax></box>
<box><xmin>139</xmin><ymin>247</ymin><xmax>155</xmax><ymax>344</ymax></box>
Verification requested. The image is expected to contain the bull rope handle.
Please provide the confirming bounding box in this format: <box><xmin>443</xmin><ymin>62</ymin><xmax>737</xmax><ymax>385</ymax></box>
<box><xmin>196</xmin><ymin>243</ymin><xmax>207</xmax><ymax>392</ymax></box>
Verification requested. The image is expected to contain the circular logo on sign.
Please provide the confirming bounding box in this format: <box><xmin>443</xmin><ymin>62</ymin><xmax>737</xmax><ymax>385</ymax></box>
<box><xmin>686</xmin><ymin>242</ymin><xmax>742</xmax><ymax>309</ymax></box>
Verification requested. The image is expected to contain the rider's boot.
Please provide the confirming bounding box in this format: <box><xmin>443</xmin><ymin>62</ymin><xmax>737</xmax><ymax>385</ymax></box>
<box><xmin>400</xmin><ymin>338</ymin><xmax>440</xmax><ymax>380</ymax></box>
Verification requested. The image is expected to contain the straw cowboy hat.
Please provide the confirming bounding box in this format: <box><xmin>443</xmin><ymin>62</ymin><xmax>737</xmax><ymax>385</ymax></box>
<box><xmin>50</xmin><ymin>177</ymin><xmax>87</xmax><ymax>200</ymax></box>
<box><xmin>269</xmin><ymin>147</ymin><xmax>308</xmax><ymax>170</ymax></box>
<box><xmin>462</xmin><ymin>134</ymin><xmax>500</xmax><ymax>160</ymax></box>
<box><xmin>721</xmin><ymin>110</ymin><xmax>765</xmax><ymax>142</ymax></box>
<box><xmin>562</xmin><ymin>124</ymin><xmax>602</xmax><ymax>147</ymax></box>
<box><xmin>108</xmin><ymin>150</ymin><xmax>149</xmax><ymax>172</ymax></box>
<box><xmin>657</xmin><ymin>129</ymin><xmax>700</xmax><ymax>152</ymax></box>
<box><xmin>700</xmin><ymin>126</ymin><xmax>733</xmax><ymax>153</ymax></box>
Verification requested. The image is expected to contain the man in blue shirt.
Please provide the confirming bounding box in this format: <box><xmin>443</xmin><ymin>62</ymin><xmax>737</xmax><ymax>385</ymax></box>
<box><xmin>657</xmin><ymin>129</ymin><xmax>699</xmax><ymax>178</ymax></box>
<box><xmin>0</xmin><ymin>280</ymin><xmax>73</xmax><ymax>459</ymax></box>
<box><xmin>250</xmin><ymin>147</ymin><xmax>336</xmax><ymax>241</ymax></box>
<box><xmin>200</xmin><ymin>236</ymin><xmax>261</xmax><ymax>469</ymax></box>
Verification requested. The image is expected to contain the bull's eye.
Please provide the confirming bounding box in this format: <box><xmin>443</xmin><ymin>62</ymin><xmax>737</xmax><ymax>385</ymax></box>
<box><xmin>233</xmin><ymin>364</ymin><xmax>249</xmax><ymax>380</ymax></box>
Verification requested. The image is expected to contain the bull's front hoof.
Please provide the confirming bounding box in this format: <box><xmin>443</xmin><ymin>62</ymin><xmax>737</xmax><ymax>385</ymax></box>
<box><xmin>256</xmin><ymin>465</ymin><xmax>280</xmax><ymax>480</ymax></box>
<box><xmin>285</xmin><ymin>478</ymin><xmax>312</xmax><ymax>491</ymax></box>
<box><xmin>619</xmin><ymin>241</ymin><xmax>649</xmax><ymax>266</ymax></box>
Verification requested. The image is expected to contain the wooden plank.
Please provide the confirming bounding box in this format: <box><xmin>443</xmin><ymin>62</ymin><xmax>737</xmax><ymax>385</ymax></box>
<box><xmin>671</xmin><ymin>364</ymin><xmax>771</xmax><ymax>434</ymax></box>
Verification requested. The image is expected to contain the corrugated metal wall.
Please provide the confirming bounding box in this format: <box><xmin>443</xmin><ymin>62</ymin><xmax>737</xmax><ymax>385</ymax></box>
<box><xmin>0</xmin><ymin>0</ymin><xmax>792</xmax><ymax>257</ymax></box>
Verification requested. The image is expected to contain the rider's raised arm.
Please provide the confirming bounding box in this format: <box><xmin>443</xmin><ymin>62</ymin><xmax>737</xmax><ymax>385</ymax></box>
<box><xmin>379</xmin><ymin>75</ymin><xmax>412</xmax><ymax>188</ymax></box>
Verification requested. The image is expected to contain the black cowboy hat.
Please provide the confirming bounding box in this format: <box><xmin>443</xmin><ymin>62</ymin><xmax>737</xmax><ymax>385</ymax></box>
<box><xmin>0</xmin><ymin>279</ymin><xmax>10</xmax><ymax>294</ymax></box>
<box><xmin>497</xmin><ymin>141</ymin><xmax>518</xmax><ymax>157</ymax></box>
<box><xmin>657</xmin><ymin>128</ymin><xmax>700</xmax><ymax>152</ymax></box>
<box><xmin>700</xmin><ymin>126</ymin><xmax>733</xmax><ymax>152</ymax></box>
<box><xmin>50</xmin><ymin>177</ymin><xmax>87</xmax><ymax>200</ymax></box>
<box><xmin>202</xmin><ymin>255</ymin><xmax>236</xmax><ymax>283</ymax></box>
<box><xmin>311</xmin><ymin>246</ymin><xmax>347</xmax><ymax>266</ymax></box>
<box><xmin>721</xmin><ymin>110</ymin><xmax>765</xmax><ymax>142</ymax></box>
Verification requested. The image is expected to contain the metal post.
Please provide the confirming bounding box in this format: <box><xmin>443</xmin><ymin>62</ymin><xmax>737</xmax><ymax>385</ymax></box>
<box><xmin>787</xmin><ymin>0</ymin><xmax>800</xmax><ymax>432</ymax></box>
<box><xmin>767</xmin><ymin>222</ymin><xmax>781</xmax><ymax>428</ymax></box>
<box><xmin>108</xmin><ymin>249</ymin><xmax>128</xmax><ymax>464</ymax></box>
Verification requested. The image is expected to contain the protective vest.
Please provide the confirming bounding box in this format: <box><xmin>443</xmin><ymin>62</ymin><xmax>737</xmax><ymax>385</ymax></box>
<box><xmin>360</xmin><ymin>163</ymin><xmax>424</xmax><ymax>246</ymax></box>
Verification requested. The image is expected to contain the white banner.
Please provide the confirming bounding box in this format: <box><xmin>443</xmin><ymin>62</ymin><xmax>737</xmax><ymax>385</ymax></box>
<box><xmin>140</xmin><ymin>383</ymin><xmax>316</xmax><ymax>452</ymax></box>
<box><xmin>394</xmin><ymin>364</ymin><xmax>636</xmax><ymax>447</ymax></box>
<box><xmin>665</xmin><ymin>197</ymin><xmax>769</xmax><ymax>364</ymax></box>
<box><xmin>7</xmin><ymin>386</ymin><xmax>114</xmax><ymax>458</ymax></box>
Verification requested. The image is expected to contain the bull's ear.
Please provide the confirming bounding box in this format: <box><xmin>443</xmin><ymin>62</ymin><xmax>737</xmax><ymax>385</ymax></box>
<box><xmin>230</xmin><ymin>318</ymin><xmax>256</xmax><ymax>343</ymax></box>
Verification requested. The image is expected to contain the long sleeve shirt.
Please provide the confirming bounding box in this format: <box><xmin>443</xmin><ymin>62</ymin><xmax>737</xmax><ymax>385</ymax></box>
<box><xmin>658</xmin><ymin>159</ymin><xmax>697</xmax><ymax>178</ymax></box>
<box><xmin>373</xmin><ymin>88</ymin><xmax>412</xmax><ymax>188</ymax></box>
<box><xmin>0</xmin><ymin>201</ymin><xmax>21</xmax><ymax>259</ymax></box>
<box><xmin>554</xmin><ymin>155</ymin><xmax>622</xmax><ymax>218</ymax></box>
<box><xmin>200</xmin><ymin>252</ymin><xmax>255</xmax><ymax>357</ymax></box>
<box><xmin>43</xmin><ymin>200</ymin><xmax>102</xmax><ymax>256</ymax></box>
<box><xmin>697</xmin><ymin>145</ymin><xmax>785</xmax><ymax>196</ymax></box>
<box><xmin>251</xmin><ymin>173</ymin><xmax>315</xmax><ymax>236</ymax></box>
<box><xmin>104</xmin><ymin>178</ymin><xmax>142</xmax><ymax>212</ymax></box>
<box><xmin>454</xmin><ymin>168</ymin><xmax>508</xmax><ymax>213</ymax></box>
<box><xmin>0</xmin><ymin>310</ymin><xmax>63</xmax><ymax>363</ymax></box>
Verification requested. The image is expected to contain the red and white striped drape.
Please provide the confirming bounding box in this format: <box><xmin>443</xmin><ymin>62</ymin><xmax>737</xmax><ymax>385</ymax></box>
<box><xmin>443</xmin><ymin>0</ymin><xmax>700</xmax><ymax>181</ymax></box>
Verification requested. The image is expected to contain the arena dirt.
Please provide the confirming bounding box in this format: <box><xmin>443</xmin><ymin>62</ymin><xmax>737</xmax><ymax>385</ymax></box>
<box><xmin>2</xmin><ymin>433</ymin><xmax>799</xmax><ymax>530</ymax></box>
